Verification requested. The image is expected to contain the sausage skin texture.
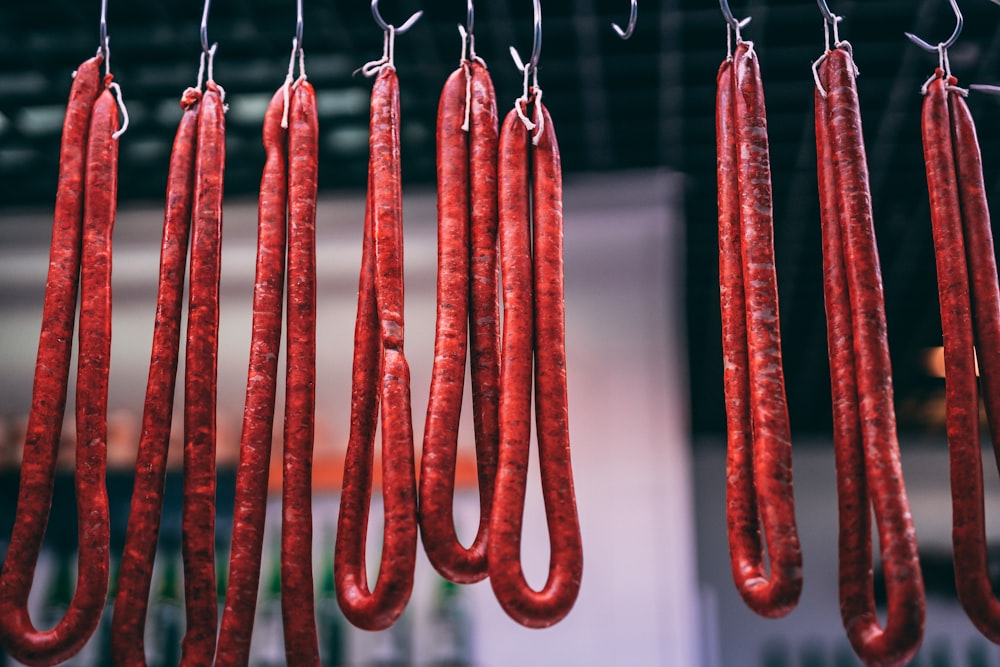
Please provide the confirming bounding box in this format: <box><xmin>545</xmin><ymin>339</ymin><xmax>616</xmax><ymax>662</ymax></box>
<box><xmin>717</xmin><ymin>56</ymin><xmax>763</xmax><ymax>617</ymax></box>
<box><xmin>214</xmin><ymin>87</ymin><xmax>287</xmax><ymax>667</ymax></box>
<box><xmin>0</xmin><ymin>59</ymin><xmax>112</xmax><ymax>667</ymax></box>
<box><xmin>421</xmin><ymin>58</ymin><xmax>501</xmax><ymax>584</ymax></box>
<box><xmin>112</xmin><ymin>87</ymin><xmax>200</xmax><ymax>667</ymax></box>
<box><xmin>466</xmin><ymin>60</ymin><xmax>501</xmax><ymax>575</ymax></box>
<box><xmin>488</xmin><ymin>99</ymin><xmax>583</xmax><ymax>629</ymax></box>
<box><xmin>952</xmin><ymin>88</ymin><xmax>1000</xmax><ymax>468</ymax></box>
<box><xmin>720</xmin><ymin>42</ymin><xmax>802</xmax><ymax>619</ymax></box>
<box><xmin>335</xmin><ymin>66</ymin><xmax>418</xmax><ymax>632</ymax></box>
<box><xmin>930</xmin><ymin>76</ymin><xmax>1000</xmax><ymax>644</ymax></box>
<box><xmin>814</xmin><ymin>59</ymin><xmax>871</xmax><ymax>660</ymax></box>
<box><xmin>420</xmin><ymin>64</ymin><xmax>477</xmax><ymax>582</ymax></box>
<box><xmin>281</xmin><ymin>79</ymin><xmax>321</xmax><ymax>666</ymax></box>
<box><xmin>821</xmin><ymin>49</ymin><xmax>925</xmax><ymax>666</ymax></box>
<box><xmin>952</xmin><ymin>88</ymin><xmax>1000</xmax><ymax>470</ymax></box>
<box><xmin>180</xmin><ymin>82</ymin><xmax>225</xmax><ymax>667</ymax></box>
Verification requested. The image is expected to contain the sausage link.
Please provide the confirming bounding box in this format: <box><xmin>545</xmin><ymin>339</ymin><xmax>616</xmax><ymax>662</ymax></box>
<box><xmin>214</xmin><ymin>87</ymin><xmax>287</xmax><ymax>667</ymax></box>
<box><xmin>823</xmin><ymin>49</ymin><xmax>924</xmax><ymax>666</ymax></box>
<box><xmin>112</xmin><ymin>88</ymin><xmax>200</xmax><ymax>667</ymax></box>
<box><xmin>0</xmin><ymin>58</ymin><xmax>109</xmax><ymax>667</ymax></box>
<box><xmin>513</xmin><ymin>99</ymin><xmax>585</xmax><ymax>627</ymax></box>
<box><xmin>420</xmin><ymin>66</ymin><xmax>474</xmax><ymax>580</ymax></box>
<box><xmin>716</xmin><ymin>56</ymin><xmax>762</xmax><ymax>615</ymax></box>
<box><xmin>335</xmin><ymin>170</ymin><xmax>380</xmax><ymax>624</ymax></box>
<box><xmin>335</xmin><ymin>67</ymin><xmax>417</xmax><ymax>631</ymax></box>
<box><xmin>923</xmin><ymin>73</ymin><xmax>984</xmax><ymax>647</ymax></box>
<box><xmin>466</xmin><ymin>60</ymin><xmax>501</xmax><ymax>569</ymax></box>
<box><xmin>489</xmin><ymin>105</ymin><xmax>534</xmax><ymax>623</ymax></box>
<box><xmin>281</xmin><ymin>79</ymin><xmax>321</xmax><ymax>666</ymax></box>
<box><xmin>180</xmin><ymin>83</ymin><xmax>225</xmax><ymax>667</ymax></box>
<box><xmin>488</xmin><ymin>97</ymin><xmax>582</xmax><ymax>628</ymax></box>
<box><xmin>71</xmin><ymin>79</ymin><xmax>118</xmax><ymax>658</ymax></box>
<box><xmin>420</xmin><ymin>58</ymin><xmax>501</xmax><ymax>584</ymax></box>
<box><xmin>815</xmin><ymin>54</ymin><xmax>872</xmax><ymax>664</ymax></box>
<box><xmin>952</xmin><ymin>89</ymin><xmax>1000</xmax><ymax>463</ymax></box>
<box><xmin>935</xmin><ymin>79</ymin><xmax>1000</xmax><ymax>643</ymax></box>
<box><xmin>721</xmin><ymin>42</ymin><xmax>802</xmax><ymax>618</ymax></box>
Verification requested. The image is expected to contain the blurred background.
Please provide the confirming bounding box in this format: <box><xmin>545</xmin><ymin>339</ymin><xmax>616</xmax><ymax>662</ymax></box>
<box><xmin>3</xmin><ymin>0</ymin><xmax>1000</xmax><ymax>665</ymax></box>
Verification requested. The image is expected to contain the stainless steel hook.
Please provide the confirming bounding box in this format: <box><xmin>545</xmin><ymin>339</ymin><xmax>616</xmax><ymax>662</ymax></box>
<box><xmin>510</xmin><ymin>0</ymin><xmax>542</xmax><ymax>75</ymax></box>
<box><xmin>905</xmin><ymin>0</ymin><xmax>963</xmax><ymax>52</ymax></box>
<box><xmin>371</xmin><ymin>0</ymin><xmax>424</xmax><ymax>35</ymax></box>
<box><xmin>613</xmin><ymin>0</ymin><xmax>637</xmax><ymax>39</ymax></box>
<box><xmin>99</xmin><ymin>0</ymin><xmax>109</xmax><ymax>59</ymax></box>
<box><xmin>295</xmin><ymin>0</ymin><xmax>304</xmax><ymax>53</ymax></box>
<box><xmin>816</xmin><ymin>0</ymin><xmax>843</xmax><ymax>28</ymax></box>
<box><xmin>467</xmin><ymin>0</ymin><xmax>474</xmax><ymax>36</ymax></box>
<box><xmin>719</xmin><ymin>0</ymin><xmax>752</xmax><ymax>33</ymax></box>
<box><xmin>200</xmin><ymin>0</ymin><xmax>214</xmax><ymax>54</ymax></box>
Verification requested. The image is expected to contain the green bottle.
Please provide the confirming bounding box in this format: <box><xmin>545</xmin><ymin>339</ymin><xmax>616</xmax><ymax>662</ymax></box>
<box><xmin>427</xmin><ymin>578</ymin><xmax>473</xmax><ymax>667</ymax></box>
<box><xmin>252</xmin><ymin>533</ymin><xmax>285</xmax><ymax>667</ymax></box>
<box><xmin>316</xmin><ymin>532</ymin><xmax>345</xmax><ymax>667</ymax></box>
<box><xmin>91</xmin><ymin>554</ymin><xmax>119</xmax><ymax>666</ymax></box>
<box><xmin>148</xmin><ymin>550</ymin><xmax>182</xmax><ymax>667</ymax></box>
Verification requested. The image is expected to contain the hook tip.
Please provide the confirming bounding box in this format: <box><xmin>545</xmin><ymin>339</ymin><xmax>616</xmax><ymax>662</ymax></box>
<box><xmin>612</xmin><ymin>23</ymin><xmax>633</xmax><ymax>39</ymax></box>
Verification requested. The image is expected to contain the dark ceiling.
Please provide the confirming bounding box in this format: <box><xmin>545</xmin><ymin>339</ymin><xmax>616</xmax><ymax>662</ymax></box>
<box><xmin>2</xmin><ymin>0</ymin><xmax>1000</xmax><ymax>438</ymax></box>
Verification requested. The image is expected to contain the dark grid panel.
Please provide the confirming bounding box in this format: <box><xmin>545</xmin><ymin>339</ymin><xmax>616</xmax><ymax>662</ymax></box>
<box><xmin>681</xmin><ymin>0</ymin><xmax>1000</xmax><ymax>436</ymax></box>
<box><xmin>0</xmin><ymin>0</ymin><xmax>668</xmax><ymax>208</ymax></box>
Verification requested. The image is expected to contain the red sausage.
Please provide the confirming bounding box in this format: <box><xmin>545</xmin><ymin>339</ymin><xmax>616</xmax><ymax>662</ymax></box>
<box><xmin>930</xmin><ymin>78</ymin><xmax>1000</xmax><ymax>643</ymax></box>
<box><xmin>951</xmin><ymin>88</ymin><xmax>1000</xmax><ymax>461</ymax></box>
<box><xmin>112</xmin><ymin>87</ymin><xmax>200</xmax><ymax>667</ymax></box>
<box><xmin>72</xmin><ymin>79</ymin><xmax>118</xmax><ymax>656</ymax></box>
<box><xmin>0</xmin><ymin>58</ymin><xmax>111</xmax><ymax>667</ymax></box>
<box><xmin>281</xmin><ymin>79</ymin><xmax>321</xmax><ymax>666</ymax></box>
<box><xmin>180</xmin><ymin>82</ymin><xmax>225</xmax><ymax>667</ymax></box>
<box><xmin>822</xmin><ymin>48</ymin><xmax>924</xmax><ymax>666</ymax></box>
<box><xmin>813</xmin><ymin>56</ymin><xmax>871</xmax><ymax>658</ymax></box>
<box><xmin>488</xmin><ymin>97</ymin><xmax>582</xmax><ymax>628</ymax></box>
<box><xmin>716</xmin><ymin>56</ymin><xmax>762</xmax><ymax>616</ymax></box>
<box><xmin>420</xmin><ymin>65</ymin><xmax>474</xmax><ymax>580</ymax></box>
<box><xmin>466</xmin><ymin>59</ymin><xmax>501</xmax><ymax>564</ymax></box>
<box><xmin>335</xmin><ymin>66</ymin><xmax>417</xmax><ymax>631</ymax></box>
<box><xmin>420</xmin><ymin>57</ymin><xmax>501</xmax><ymax>584</ymax></box>
<box><xmin>214</xmin><ymin>87</ymin><xmax>287</xmax><ymax>667</ymax></box>
<box><xmin>720</xmin><ymin>42</ymin><xmax>802</xmax><ymax>619</ymax></box>
<box><xmin>490</xmin><ymin>104</ymin><xmax>533</xmax><ymax>623</ymax></box>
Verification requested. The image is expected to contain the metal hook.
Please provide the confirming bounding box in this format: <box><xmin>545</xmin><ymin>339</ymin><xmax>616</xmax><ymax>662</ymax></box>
<box><xmin>612</xmin><ymin>0</ymin><xmax>637</xmax><ymax>39</ymax></box>
<box><xmin>371</xmin><ymin>0</ymin><xmax>424</xmax><ymax>35</ymax></box>
<box><xmin>295</xmin><ymin>0</ymin><xmax>304</xmax><ymax>54</ymax></box>
<box><xmin>200</xmin><ymin>0</ymin><xmax>215</xmax><ymax>55</ymax></box>
<box><xmin>719</xmin><ymin>0</ymin><xmax>752</xmax><ymax>33</ymax></box>
<box><xmin>99</xmin><ymin>0</ymin><xmax>109</xmax><ymax>61</ymax></box>
<box><xmin>467</xmin><ymin>0</ymin><xmax>474</xmax><ymax>36</ymax></box>
<box><xmin>816</xmin><ymin>0</ymin><xmax>843</xmax><ymax>28</ymax></box>
<box><xmin>510</xmin><ymin>0</ymin><xmax>542</xmax><ymax>75</ymax></box>
<box><xmin>905</xmin><ymin>0</ymin><xmax>963</xmax><ymax>52</ymax></box>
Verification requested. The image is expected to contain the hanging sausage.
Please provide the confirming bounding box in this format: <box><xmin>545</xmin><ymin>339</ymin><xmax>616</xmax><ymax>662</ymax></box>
<box><xmin>281</xmin><ymin>33</ymin><xmax>322</xmax><ymax>667</ymax></box>
<box><xmin>111</xmin><ymin>50</ymin><xmax>202</xmax><ymax>667</ymax></box>
<box><xmin>419</xmin><ymin>4</ymin><xmax>501</xmax><ymax>586</ymax></box>
<box><xmin>487</xmin><ymin>0</ymin><xmax>583</xmax><ymax>629</ymax></box>
<box><xmin>813</xmin><ymin>4</ymin><xmax>925</xmax><ymax>665</ymax></box>
<box><xmin>213</xmin><ymin>47</ymin><xmax>290</xmax><ymax>667</ymax></box>
<box><xmin>334</xmin><ymin>2</ymin><xmax>422</xmax><ymax>632</ymax></box>
<box><xmin>178</xmin><ymin>33</ymin><xmax>226</xmax><ymax>667</ymax></box>
<box><xmin>715</xmin><ymin>0</ymin><xmax>802</xmax><ymax>620</ymax></box>
<box><xmin>0</xmin><ymin>5</ymin><xmax>125</xmax><ymax>665</ymax></box>
<box><xmin>911</xmin><ymin>0</ymin><xmax>1000</xmax><ymax>644</ymax></box>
